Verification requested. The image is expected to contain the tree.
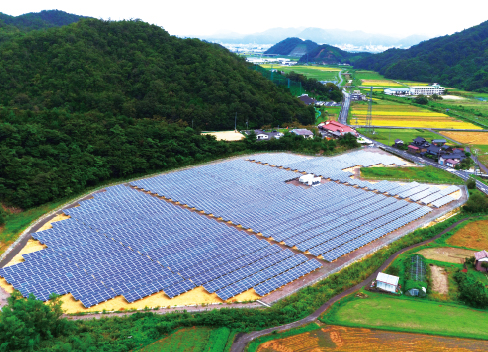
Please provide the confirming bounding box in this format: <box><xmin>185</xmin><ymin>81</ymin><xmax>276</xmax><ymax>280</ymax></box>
<box><xmin>481</xmin><ymin>262</ymin><xmax>488</xmax><ymax>272</ymax></box>
<box><xmin>455</xmin><ymin>157</ymin><xmax>474</xmax><ymax>170</ymax></box>
<box><xmin>466</xmin><ymin>178</ymin><xmax>476</xmax><ymax>189</ymax></box>
<box><xmin>0</xmin><ymin>291</ymin><xmax>73</xmax><ymax>351</ymax></box>
<box><xmin>414</xmin><ymin>95</ymin><xmax>429</xmax><ymax>105</ymax></box>
<box><xmin>463</xmin><ymin>191</ymin><xmax>488</xmax><ymax>213</ymax></box>
<box><xmin>431</xmin><ymin>94</ymin><xmax>443</xmax><ymax>101</ymax></box>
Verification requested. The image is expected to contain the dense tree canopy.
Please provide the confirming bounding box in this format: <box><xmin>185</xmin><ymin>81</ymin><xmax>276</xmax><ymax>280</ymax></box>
<box><xmin>285</xmin><ymin>72</ymin><xmax>343</xmax><ymax>102</ymax></box>
<box><xmin>0</xmin><ymin>19</ymin><xmax>314</xmax><ymax>130</ymax></box>
<box><xmin>354</xmin><ymin>20</ymin><xmax>488</xmax><ymax>92</ymax></box>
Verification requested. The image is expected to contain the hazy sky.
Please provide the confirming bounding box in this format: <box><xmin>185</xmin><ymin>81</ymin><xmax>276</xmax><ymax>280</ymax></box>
<box><xmin>3</xmin><ymin>0</ymin><xmax>488</xmax><ymax>38</ymax></box>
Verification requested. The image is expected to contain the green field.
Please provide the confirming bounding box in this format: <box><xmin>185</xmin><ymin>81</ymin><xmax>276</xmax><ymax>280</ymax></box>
<box><xmin>322</xmin><ymin>290</ymin><xmax>488</xmax><ymax>340</ymax></box>
<box><xmin>354</xmin><ymin>70</ymin><xmax>387</xmax><ymax>80</ymax></box>
<box><xmin>260</xmin><ymin>64</ymin><xmax>340</xmax><ymax>81</ymax></box>
<box><xmin>360</xmin><ymin>165</ymin><xmax>464</xmax><ymax>184</ymax></box>
<box><xmin>317</xmin><ymin>106</ymin><xmax>342</xmax><ymax>123</ymax></box>
<box><xmin>357</xmin><ymin>128</ymin><xmax>445</xmax><ymax>146</ymax></box>
<box><xmin>138</xmin><ymin>327</ymin><xmax>233</xmax><ymax>352</ymax></box>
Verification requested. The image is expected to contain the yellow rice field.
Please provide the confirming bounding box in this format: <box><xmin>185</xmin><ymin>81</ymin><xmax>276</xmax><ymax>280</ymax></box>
<box><xmin>360</xmin><ymin>80</ymin><xmax>404</xmax><ymax>87</ymax></box>
<box><xmin>351</xmin><ymin>103</ymin><xmax>482</xmax><ymax>129</ymax></box>
<box><xmin>439</xmin><ymin>131</ymin><xmax>488</xmax><ymax>145</ymax></box>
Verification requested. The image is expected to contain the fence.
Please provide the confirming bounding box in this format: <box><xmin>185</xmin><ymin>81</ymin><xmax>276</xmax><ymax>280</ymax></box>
<box><xmin>250</xmin><ymin>65</ymin><xmax>304</xmax><ymax>96</ymax></box>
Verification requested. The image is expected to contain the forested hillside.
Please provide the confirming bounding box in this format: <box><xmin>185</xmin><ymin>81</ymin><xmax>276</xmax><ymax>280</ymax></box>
<box><xmin>0</xmin><ymin>19</ymin><xmax>317</xmax><ymax>209</ymax></box>
<box><xmin>298</xmin><ymin>44</ymin><xmax>370</xmax><ymax>64</ymax></box>
<box><xmin>354</xmin><ymin>20</ymin><xmax>488</xmax><ymax>92</ymax></box>
<box><xmin>264</xmin><ymin>37</ymin><xmax>318</xmax><ymax>56</ymax></box>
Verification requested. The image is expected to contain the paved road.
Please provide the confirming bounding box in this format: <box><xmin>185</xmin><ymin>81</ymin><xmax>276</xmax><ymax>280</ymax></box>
<box><xmin>339</xmin><ymin>91</ymin><xmax>350</xmax><ymax>125</ymax></box>
<box><xmin>231</xmin><ymin>217</ymin><xmax>475</xmax><ymax>352</ymax></box>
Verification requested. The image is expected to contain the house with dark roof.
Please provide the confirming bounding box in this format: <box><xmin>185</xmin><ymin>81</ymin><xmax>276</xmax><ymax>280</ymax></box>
<box><xmin>298</xmin><ymin>94</ymin><xmax>317</xmax><ymax>106</ymax></box>
<box><xmin>474</xmin><ymin>250</ymin><xmax>488</xmax><ymax>271</ymax></box>
<box><xmin>408</xmin><ymin>136</ymin><xmax>430</xmax><ymax>154</ymax></box>
<box><xmin>432</xmin><ymin>139</ymin><xmax>447</xmax><ymax>146</ymax></box>
<box><xmin>439</xmin><ymin>149</ymin><xmax>466</xmax><ymax>166</ymax></box>
<box><xmin>290</xmin><ymin>129</ymin><xmax>314</xmax><ymax>139</ymax></box>
<box><xmin>412</xmin><ymin>137</ymin><xmax>427</xmax><ymax>146</ymax></box>
<box><xmin>425</xmin><ymin>144</ymin><xmax>441</xmax><ymax>158</ymax></box>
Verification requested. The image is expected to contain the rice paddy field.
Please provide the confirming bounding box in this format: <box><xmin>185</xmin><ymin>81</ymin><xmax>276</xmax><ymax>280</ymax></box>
<box><xmin>256</xmin><ymin>325</ymin><xmax>488</xmax><ymax>351</ymax></box>
<box><xmin>322</xmin><ymin>291</ymin><xmax>488</xmax><ymax>340</ymax></box>
<box><xmin>439</xmin><ymin>131</ymin><xmax>488</xmax><ymax>145</ymax></box>
<box><xmin>446</xmin><ymin>218</ymin><xmax>488</xmax><ymax>250</ymax></box>
<box><xmin>357</xmin><ymin>128</ymin><xmax>443</xmax><ymax>146</ymax></box>
<box><xmin>350</xmin><ymin>99</ymin><xmax>482</xmax><ymax>129</ymax></box>
<box><xmin>259</xmin><ymin>64</ymin><xmax>341</xmax><ymax>81</ymax></box>
<box><xmin>353</xmin><ymin>70</ymin><xmax>404</xmax><ymax>88</ymax></box>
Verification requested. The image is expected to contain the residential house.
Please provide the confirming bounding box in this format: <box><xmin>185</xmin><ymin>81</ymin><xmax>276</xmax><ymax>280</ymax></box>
<box><xmin>291</xmin><ymin>129</ymin><xmax>314</xmax><ymax>139</ymax></box>
<box><xmin>394</xmin><ymin>139</ymin><xmax>404</xmax><ymax>147</ymax></box>
<box><xmin>298</xmin><ymin>94</ymin><xmax>317</xmax><ymax>106</ymax></box>
<box><xmin>318</xmin><ymin>120</ymin><xmax>358</xmax><ymax>138</ymax></box>
<box><xmin>439</xmin><ymin>149</ymin><xmax>466</xmax><ymax>166</ymax></box>
<box><xmin>432</xmin><ymin>139</ymin><xmax>447</xmax><ymax>146</ymax></box>
<box><xmin>425</xmin><ymin>144</ymin><xmax>441</xmax><ymax>159</ymax></box>
<box><xmin>408</xmin><ymin>136</ymin><xmax>429</xmax><ymax>154</ymax></box>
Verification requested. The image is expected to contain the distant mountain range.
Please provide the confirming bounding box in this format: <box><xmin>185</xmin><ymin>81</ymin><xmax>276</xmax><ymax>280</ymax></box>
<box><xmin>264</xmin><ymin>37</ymin><xmax>318</xmax><ymax>56</ymax></box>
<box><xmin>354</xmin><ymin>20</ymin><xmax>488</xmax><ymax>92</ymax></box>
<box><xmin>0</xmin><ymin>10</ymin><xmax>90</xmax><ymax>44</ymax></box>
<box><xmin>199</xmin><ymin>27</ymin><xmax>431</xmax><ymax>47</ymax></box>
<box><xmin>265</xmin><ymin>38</ymin><xmax>370</xmax><ymax>64</ymax></box>
<box><xmin>0</xmin><ymin>9</ymin><xmax>89</xmax><ymax>31</ymax></box>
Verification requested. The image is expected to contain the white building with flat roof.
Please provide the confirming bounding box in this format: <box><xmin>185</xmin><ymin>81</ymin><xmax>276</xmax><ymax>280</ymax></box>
<box><xmin>410</xmin><ymin>83</ymin><xmax>445</xmax><ymax>96</ymax></box>
<box><xmin>376</xmin><ymin>272</ymin><xmax>399</xmax><ymax>293</ymax></box>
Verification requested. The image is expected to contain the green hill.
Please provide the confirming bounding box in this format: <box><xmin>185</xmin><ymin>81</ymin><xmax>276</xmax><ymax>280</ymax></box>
<box><xmin>0</xmin><ymin>9</ymin><xmax>89</xmax><ymax>31</ymax></box>
<box><xmin>353</xmin><ymin>20</ymin><xmax>488</xmax><ymax>92</ymax></box>
<box><xmin>0</xmin><ymin>10</ymin><xmax>89</xmax><ymax>44</ymax></box>
<box><xmin>0</xmin><ymin>19</ymin><xmax>315</xmax><ymax>209</ymax></box>
<box><xmin>298</xmin><ymin>44</ymin><xmax>370</xmax><ymax>64</ymax></box>
<box><xmin>264</xmin><ymin>37</ymin><xmax>318</xmax><ymax>57</ymax></box>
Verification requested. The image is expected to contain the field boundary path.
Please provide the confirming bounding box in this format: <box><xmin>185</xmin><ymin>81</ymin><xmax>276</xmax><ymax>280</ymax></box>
<box><xmin>231</xmin><ymin>216</ymin><xmax>476</xmax><ymax>352</ymax></box>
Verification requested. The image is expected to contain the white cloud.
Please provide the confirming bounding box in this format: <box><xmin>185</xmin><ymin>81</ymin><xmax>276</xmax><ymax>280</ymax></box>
<box><xmin>3</xmin><ymin>0</ymin><xmax>487</xmax><ymax>38</ymax></box>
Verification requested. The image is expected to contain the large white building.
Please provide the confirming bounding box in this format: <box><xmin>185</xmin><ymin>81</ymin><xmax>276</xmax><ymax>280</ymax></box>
<box><xmin>384</xmin><ymin>83</ymin><xmax>445</xmax><ymax>96</ymax></box>
<box><xmin>375</xmin><ymin>272</ymin><xmax>400</xmax><ymax>293</ymax></box>
<box><xmin>410</xmin><ymin>83</ymin><xmax>445</xmax><ymax>96</ymax></box>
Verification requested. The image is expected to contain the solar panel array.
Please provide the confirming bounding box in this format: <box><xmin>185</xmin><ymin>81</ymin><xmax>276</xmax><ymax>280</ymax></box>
<box><xmin>0</xmin><ymin>150</ymin><xmax>460</xmax><ymax>306</ymax></box>
<box><xmin>0</xmin><ymin>185</ymin><xmax>322</xmax><ymax>306</ymax></box>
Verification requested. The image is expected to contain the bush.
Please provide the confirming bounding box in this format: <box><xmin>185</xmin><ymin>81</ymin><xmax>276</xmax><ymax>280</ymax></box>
<box><xmin>463</xmin><ymin>191</ymin><xmax>488</xmax><ymax>213</ymax></box>
<box><xmin>466</xmin><ymin>178</ymin><xmax>476</xmax><ymax>190</ymax></box>
<box><xmin>454</xmin><ymin>271</ymin><xmax>488</xmax><ymax>308</ymax></box>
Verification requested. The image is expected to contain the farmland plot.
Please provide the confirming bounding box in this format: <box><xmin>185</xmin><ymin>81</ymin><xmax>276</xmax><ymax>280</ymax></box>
<box><xmin>351</xmin><ymin>100</ymin><xmax>482</xmax><ymax>129</ymax></box>
<box><xmin>257</xmin><ymin>325</ymin><xmax>488</xmax><ymax>351</ymax></box>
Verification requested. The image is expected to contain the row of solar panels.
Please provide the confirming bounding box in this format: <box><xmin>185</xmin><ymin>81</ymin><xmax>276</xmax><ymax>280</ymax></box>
<box><xmin>1</xmin><ymin>184</ymin><xmax>323</xmax><ymax>307</ymax></box>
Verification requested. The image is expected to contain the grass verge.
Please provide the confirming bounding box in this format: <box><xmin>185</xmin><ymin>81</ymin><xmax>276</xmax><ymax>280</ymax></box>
<box><xmin>360</xmin><ymin>165</ymin><xmax>464</xmax><ymax>184</ymax></box>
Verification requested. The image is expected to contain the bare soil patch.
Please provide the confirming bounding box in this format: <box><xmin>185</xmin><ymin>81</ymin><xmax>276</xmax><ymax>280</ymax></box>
<box><xmin>201</xmin><ymin>131</ymin><xmax>244</xmax><ymax>141</ymax></box>
<box><xmin>430</xmin><ymin>264</ymin><xmax>448</xmax><ymax>294</ymax></box>
<box><xmin>416</xmin><ymin>247</ymin><xmax>476</xmax><ymax>264</ymax></box>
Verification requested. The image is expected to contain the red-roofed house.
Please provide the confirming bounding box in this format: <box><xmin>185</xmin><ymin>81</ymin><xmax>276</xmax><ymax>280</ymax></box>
<box><xmin>408</xmin><ymin>145</ymin><xmax>420</xmax><ymax>154</ymax></box>
<box><xmin>474</xmin><ymin>250</ymin><xmax>488</xmax><ymax>271</ymax></box>
<box><xmin>319</xmin><ymin>120</ymin><xmax>358</xmax><ymax>138</ymax></box>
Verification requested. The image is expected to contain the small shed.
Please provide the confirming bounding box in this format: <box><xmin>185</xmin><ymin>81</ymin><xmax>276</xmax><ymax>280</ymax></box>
<box><xmin>375</xmin><ymin>272</ymin><xmax>399</xmax><ymax>293</ymax></box>
<box><xmin>475</xmin><ymin>250</ymin><xmax>488</xmax><ymax>271</ymax></box>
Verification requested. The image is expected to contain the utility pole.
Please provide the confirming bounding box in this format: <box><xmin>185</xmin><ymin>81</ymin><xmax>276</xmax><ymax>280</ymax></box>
<box><xmin>235</xmin><ymin>112</ymin><xmax>237</xmax><ymax>131</ymax></box>
<box><xmin>389</xmin><ymin>128</ymin><xmax>391</xmax><ymax>146</ymax></box>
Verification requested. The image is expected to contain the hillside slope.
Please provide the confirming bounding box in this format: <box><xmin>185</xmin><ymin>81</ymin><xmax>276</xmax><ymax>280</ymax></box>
<box><xmin>0</xmin><ymin>19</ymin><xmax>316</xmax><ymax>208</ymax></box>
<box><xmin>298</xmin><ymin>44</ymin><xmax>371</xmax><ymax>64</ymax></box>
<box><xmin>354</xmin><ymin>20</ymin><xmax>488</xmax><ymax>91</ymax></box>
<box><xmin>0</xmin><ymin>19</ymin><xmax>313</xmax><ymax>129</ymax></box>
<box><xmin>264</xmin><ymin>37</ymin><xmax>318</xmax><ymax>56</ymax></box>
